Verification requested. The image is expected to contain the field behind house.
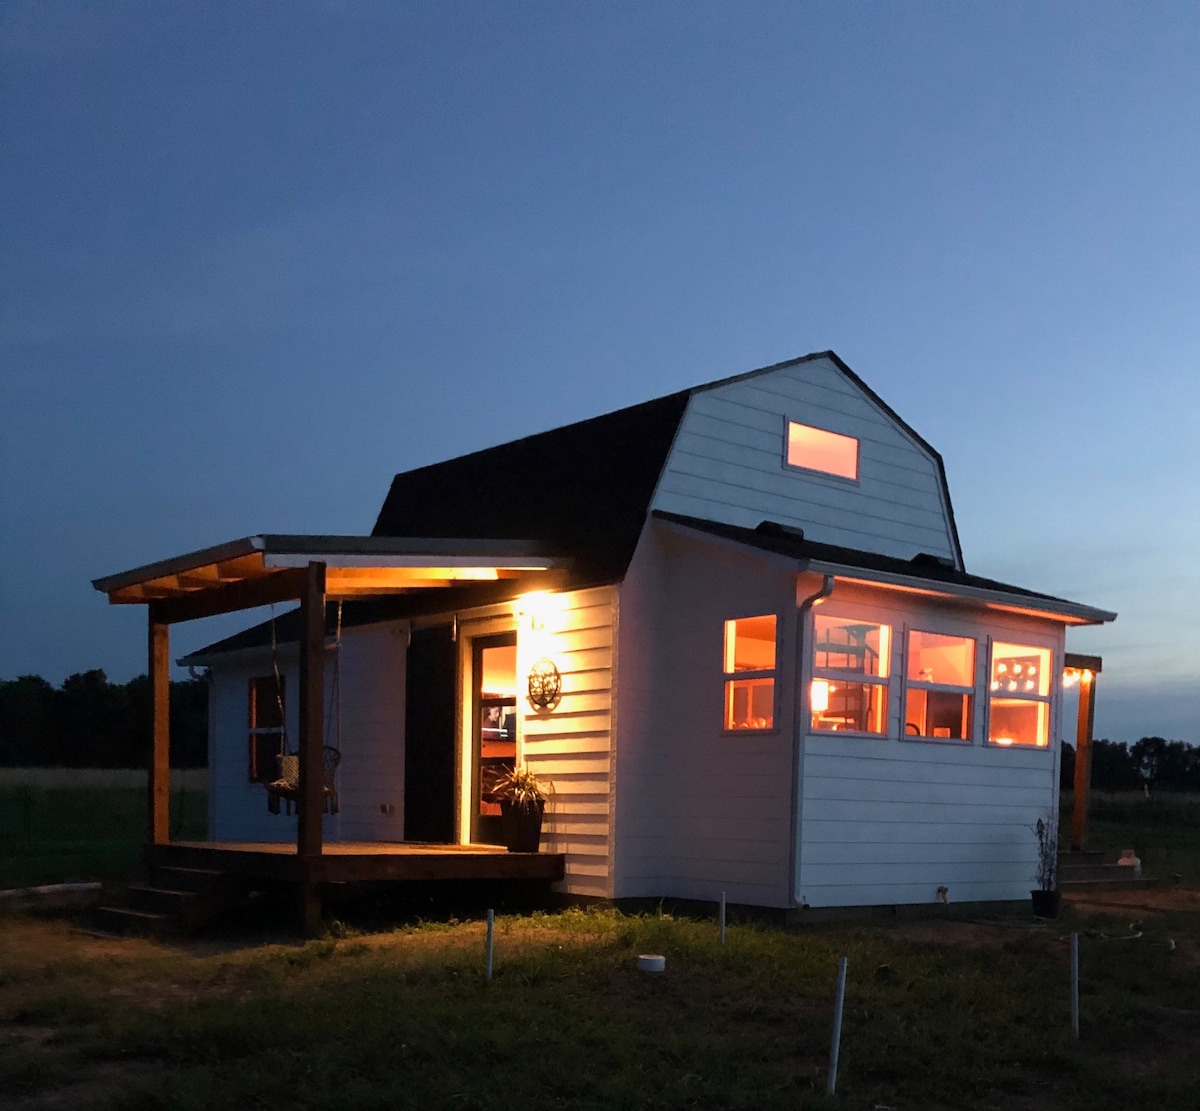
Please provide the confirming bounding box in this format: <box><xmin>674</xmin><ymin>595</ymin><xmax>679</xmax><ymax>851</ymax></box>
<box><xmin>0</xmin><ymin>769</ymin><xmax>206</xmax><ymax>889</ymax></box>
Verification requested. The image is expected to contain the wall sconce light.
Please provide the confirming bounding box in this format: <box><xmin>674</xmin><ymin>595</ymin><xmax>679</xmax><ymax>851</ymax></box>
<box><xmin>527</xmin><ymin>657</ymin><xmax>562</xmax><ymax>710</ymax></box>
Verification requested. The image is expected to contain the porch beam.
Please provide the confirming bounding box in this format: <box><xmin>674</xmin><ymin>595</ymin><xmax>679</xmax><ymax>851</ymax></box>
<box><xmin>297</xmin><ymin>561</ymin><xmax>326</xmax><ymax>935</ymax></box>
<box><xmin>148</xmin><ymin>567</ymin><xmax>308</xmax><ymax>624</ymax></box>
<box><xmin>148</xmin><ymin>618</ymin><xmax>170</xmax><ymax>845</ymax></box>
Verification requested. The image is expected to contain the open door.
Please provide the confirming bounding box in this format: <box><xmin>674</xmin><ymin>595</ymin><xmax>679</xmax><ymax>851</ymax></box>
<box><xmin>404</xmin><ymin>625</ymin><xmax>457</xmax><ymax>843</ymax></box>
<box><xmin>470</xmin><ymin>632</ymin><xmax>517</xmax><ymax>845</ymax></box>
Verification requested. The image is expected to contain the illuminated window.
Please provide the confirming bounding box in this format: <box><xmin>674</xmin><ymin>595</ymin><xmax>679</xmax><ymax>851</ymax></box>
<box><xmin>988</xmin><ymin>642</ymin><xmax>1052</xmax><ymax>748</ymax></box>
<box><xmin>723</xmin><ymin>615</ymin><xmax>777</xmax><ymax>731</ymax></box>
<box><xmin>786</xmin><ymin>421</ymin><xmax>859</xmax><ymax>480</ymax></box>
<box><xmin>248</xmin><ymin>675</ymin><xmax>285</xmax><ymax>783</ymax></box>
<box><xmin>810</xmin><ymin>615</ymin><xmax>890</xmax><ymax>734</ymax></box>
<box><xmin>904</xmin><ymin>630</ymin><xmax>975</xmax><ymax>741</ymax></box>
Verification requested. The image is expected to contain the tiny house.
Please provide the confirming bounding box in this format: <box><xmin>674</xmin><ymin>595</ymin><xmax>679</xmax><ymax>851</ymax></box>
<box><xmin>94</xmin><ymin>352</ymin><xmax>1114</xmax><ymax>926</ymax></box>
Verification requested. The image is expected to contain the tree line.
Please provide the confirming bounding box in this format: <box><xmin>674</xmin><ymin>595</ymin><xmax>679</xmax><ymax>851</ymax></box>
<box><xmin>0</xmin><ymin>671</ymin><xmax>208</xmax><ymax>768</ymax></box>
<box><xmin>1060</xmin><ymin>737</ymin><xmax>1200</xmax><ymax>794</ymax></box>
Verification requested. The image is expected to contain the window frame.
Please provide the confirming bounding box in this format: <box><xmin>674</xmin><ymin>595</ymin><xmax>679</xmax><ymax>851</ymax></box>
<box><xmin>248</xmin><ymin>674</ymin><xmax>286</xmax><ymax>783</ymax></box>
<box><xmin>808</xmin><ymin>612</ymin><xmax>892</xmax><ymax>737</ymax></box>
<box><xmin>721</xmin><ymin>614</ymin><xmax>779</xmax><ymax>734</ymax></box>
<box><xmin>782</xmin><ymin>417</ymin><xmax>861</xmax><ymax>483</ymax></box>
<box><xmin>901</xmin><ymin>628</ymin><xmax>977</xmax><ymax>744</ymax></box>
<box><xmin>985</xmin><ymin>640</ymin><xmax>1055</xmax><ymax>750</ymax></box>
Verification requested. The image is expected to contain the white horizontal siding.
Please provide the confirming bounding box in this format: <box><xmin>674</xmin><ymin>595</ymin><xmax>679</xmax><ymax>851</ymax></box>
<box><xmin>521</xmin><ymin>586</ymin><xmax>616</xmax><ymax>899</ymax></box>
<box><xmin>796</xmin><ymin>585</ymin><xmax>1064</xmax><ymax>909</ymax></box>
<box><xmin>651</xmin><ymin>356</ymin><xmax>958</xmax><ymax>564</ymax></box>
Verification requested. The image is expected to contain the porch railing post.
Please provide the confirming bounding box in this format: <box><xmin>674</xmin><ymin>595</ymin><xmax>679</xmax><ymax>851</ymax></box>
<box><xmin>297</xmin><ymin>560</ymin><xmax>326</xmax><ymax>934</ymax></box>
<box><xmin>148</xmin><ymin>611</ymin><xmax>171</xmax><ymax>846</ymax></box>
<box><xmin>1071</xmin><ymin>670</ymin><xmax>1097</xmax><ymax>853</ymax></box>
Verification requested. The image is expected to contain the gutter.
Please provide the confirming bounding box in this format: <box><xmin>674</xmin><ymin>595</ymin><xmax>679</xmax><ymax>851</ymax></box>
<box><xmin>790</xmin><ymin>574</ymin><xmax>835</xmax><ymax>909</ymax></box>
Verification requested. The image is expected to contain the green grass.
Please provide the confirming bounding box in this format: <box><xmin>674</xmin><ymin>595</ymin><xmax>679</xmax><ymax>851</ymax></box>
<box><xmin>0</xmin><ymin>905</ymin><xmax>1197</xmax><ymax>1110</ymax></box>
<box><xmin>0</xmin><ymin>782</ymin><xmax>206</xmax><ymax>888</ymax></box>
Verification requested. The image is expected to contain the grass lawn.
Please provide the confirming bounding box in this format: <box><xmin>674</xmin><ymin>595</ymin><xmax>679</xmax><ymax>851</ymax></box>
<box><xmin>1</xmin><ymin>901</ymin><xmax>1198</xmax><ymax>1110</ymax></box>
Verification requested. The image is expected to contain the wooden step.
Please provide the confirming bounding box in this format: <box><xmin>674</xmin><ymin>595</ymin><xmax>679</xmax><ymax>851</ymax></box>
<box><xmin>150</xmin><ymin>866</ymin><xmax>228</xmax><ymax>894</ymax></box>
<box><xmin>93</xmin><ymin>905</ymin><xmax>174</xmax><ymax>938</ymax></box>
<box><xmin>1062</xmin><ymin>874</ymin><xmax>1159</xmax><ymax>892</ymax></box>
<box><xmin>124</xmin><ymin>885</ymin><xmax>200</xmax><ymax>917</ymax></box>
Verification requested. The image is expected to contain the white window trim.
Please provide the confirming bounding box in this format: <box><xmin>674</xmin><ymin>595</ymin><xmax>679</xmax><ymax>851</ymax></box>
<box><xmin>983</xmin><ymin>638</ymin><xmax>1056</xmax><ymax>750</ymax></box>
<box><xmin>900</xmin><ymin>627</ymin><xmax>977</xmax><ymax>745</ymax></box>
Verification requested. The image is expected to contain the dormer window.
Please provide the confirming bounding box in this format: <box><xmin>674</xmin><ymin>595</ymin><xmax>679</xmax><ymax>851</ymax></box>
<box><xmin>785</xmin><ymin>421</ymin><xmax>859</xmax><ymax>479</ymax></box>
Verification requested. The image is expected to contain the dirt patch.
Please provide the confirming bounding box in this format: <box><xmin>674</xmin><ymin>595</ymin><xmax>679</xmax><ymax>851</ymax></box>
<box><xmin>1065</xmin><ymin>886</ymin><xmax>1200</xmax><ymax>915</ymax></box>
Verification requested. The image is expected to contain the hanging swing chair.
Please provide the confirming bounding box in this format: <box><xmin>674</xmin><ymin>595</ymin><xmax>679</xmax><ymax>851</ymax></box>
<box><xmin>264</xmin><ymin>602</ymin><xmax>342</xmax><ymax>817</ymax></box>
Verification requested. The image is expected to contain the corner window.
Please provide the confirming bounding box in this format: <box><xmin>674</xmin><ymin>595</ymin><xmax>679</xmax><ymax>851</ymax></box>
<box><xmin>904</xmin><ymin>630</ymin><xmax>975</xmax><ymax>740</ymax></box>
<box><xmin>988</xmin><ymin>643</ymin><xmax>1051</xmax><ymax>748</ymax></box>
<box><xmin>724</xmin><ymin>615</ymin><xmax>776</xmax><ymax>731</ymax></box>
<box><xmin>786</xmin><ymin>421</ymin><xmax>859</xmax><ymax>480</ymax></box>
<box><xmin>810</xmin><ymin>615</ymin><xmax>890</xmax><ymax>734</ymax></box>
<box><xmin>248</xmin><ymin>675</ymin><xmax>285</xmax><ymax>782</ymax></box>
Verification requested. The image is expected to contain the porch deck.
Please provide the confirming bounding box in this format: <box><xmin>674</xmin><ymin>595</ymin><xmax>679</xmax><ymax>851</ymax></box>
<box><xmin>149</xmin><ymin>841</ymin><xmax>566</xmax><ymax>885</ymax></box>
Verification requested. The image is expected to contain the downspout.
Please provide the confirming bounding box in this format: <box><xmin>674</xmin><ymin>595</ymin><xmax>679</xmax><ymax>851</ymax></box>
<box><xmin>790</xmin><ymin>574</ymin><xmax>835</xmax><ymax>909</ymax></box>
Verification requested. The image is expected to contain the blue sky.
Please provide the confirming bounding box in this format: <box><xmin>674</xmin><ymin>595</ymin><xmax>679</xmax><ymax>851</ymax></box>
<box><xmin>2</xmin><ymin>1</ymin><xmax>1197</xmax><ymax>745</ymax></box>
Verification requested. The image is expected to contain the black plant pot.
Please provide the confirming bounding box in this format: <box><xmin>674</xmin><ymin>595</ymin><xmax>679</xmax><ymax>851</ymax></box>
<box><xmin>500</xmin><ymin>799</ymin><xmax>545</xmax><ymax>853</ymax></box>
<box><xmin>1031</xmin><ymin>889</ymin><xmax>1061</xmax><ymax>918</ymax></box>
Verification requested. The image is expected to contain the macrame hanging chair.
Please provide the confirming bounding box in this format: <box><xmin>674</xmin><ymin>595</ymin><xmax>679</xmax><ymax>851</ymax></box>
<box><xmin>264</xmin><ymin>601</ymin><xmax>342</xmax><ymax>817</ymax></box>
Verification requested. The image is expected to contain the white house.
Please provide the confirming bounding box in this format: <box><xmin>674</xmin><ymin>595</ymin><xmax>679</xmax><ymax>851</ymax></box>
<box><xmin>95</xmin><ymin>351</ymin><xmax>1115</xmax><ymax>924</ymax></box>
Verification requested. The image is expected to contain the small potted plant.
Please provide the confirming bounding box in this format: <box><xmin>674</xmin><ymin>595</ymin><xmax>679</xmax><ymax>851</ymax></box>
<box><xmin>1031</xmin><ymin>814</ymin><xmax>1061</xmax><ymax>918</ymax></box>
<box><xmin>495</xmin><ymin>764</ymin><xmax>549</xmax><ymax>853</ymax></box>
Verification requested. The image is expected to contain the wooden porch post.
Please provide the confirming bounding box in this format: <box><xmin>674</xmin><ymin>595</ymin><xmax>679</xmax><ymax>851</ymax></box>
<box><xmin>297</xmin><ymin>561</ymin><xmax>326</xmax><ymax>935</ymax></box>
<box><xmin>1070</xmin><ymin>668</ymin><xmax>1098</xmax><ymax>853</ymax></box>
<box><xmin>148</xmin><ymin>615</ymin><xmax>171</xmax><ymax>845</ymax></box>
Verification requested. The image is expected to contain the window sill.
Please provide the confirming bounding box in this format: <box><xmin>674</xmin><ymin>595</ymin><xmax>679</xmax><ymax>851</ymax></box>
<box><xmin>901</xmin><ymin>734</ymin><xmax>973</xmax><ymax>746</ymax></box>
<box><xmin>807</xmin><ymin>729</ymin><xmax>889</xmax><ymax>740</ymax></box>
<box><xmin>722</xmin><ymin>727</ymin><xmax>780</xmax><ymax>738</ymax></box>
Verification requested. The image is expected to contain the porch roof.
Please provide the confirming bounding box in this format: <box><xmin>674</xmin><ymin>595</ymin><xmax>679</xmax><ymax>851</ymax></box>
<box><xmin>655</xmin><ymin>512</ymin><xmax>1117</xmax><ymax>627</ymax></box>
<box><xmin>92</xmin><ymin>533</ymin><xmax>570</xmax><ymax>606</ymax></box>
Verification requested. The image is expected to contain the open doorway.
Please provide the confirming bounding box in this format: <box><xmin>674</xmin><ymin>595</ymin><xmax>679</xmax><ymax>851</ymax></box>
<box><xmin>470</xmin><ymin>632</ymin><xmax>517</xmax><ymax>845</ymax></box>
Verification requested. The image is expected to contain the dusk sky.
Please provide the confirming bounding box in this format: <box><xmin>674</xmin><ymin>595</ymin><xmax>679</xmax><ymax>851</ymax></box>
<box><xmin>2</xmin><ymin>1</ymin><xmax>1197</xmax><ymax>746</ymax></box>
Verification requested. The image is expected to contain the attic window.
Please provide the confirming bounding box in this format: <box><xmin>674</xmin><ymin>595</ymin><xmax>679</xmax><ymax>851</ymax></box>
<box><xmin>786</xmin><ymin>421</ymin><xmax>859</xmax><ymax>480</ymax></box>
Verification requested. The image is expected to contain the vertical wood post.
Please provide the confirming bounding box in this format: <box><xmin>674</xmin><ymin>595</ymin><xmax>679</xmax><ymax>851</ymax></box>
<box><xmin>297</xmin><ymin>561</ymin><xmax>326</xmax><ymax>935</ymax></box>
<box><xmin>148</xmin><ymin>615</ymin><xmax>171</xmax><ymax>846</ymax></box>
<box><xmin>1070</xmin><ymin>671</ymin><xmax>1097</xmax><ymax>852</ymax></box>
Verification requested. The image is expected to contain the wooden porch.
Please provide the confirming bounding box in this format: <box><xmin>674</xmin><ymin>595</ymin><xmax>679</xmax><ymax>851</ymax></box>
<box><xmin>149</xmin><ymin>841</ymin><xmax>565</xmax><ymax>885</ymax></box>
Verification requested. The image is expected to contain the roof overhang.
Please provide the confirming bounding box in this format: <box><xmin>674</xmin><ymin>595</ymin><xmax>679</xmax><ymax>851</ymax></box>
<box><xmin>801</xmin><ymin>560</ymin><xmax>1116</xmax><ymax>627</ymax></box>
<box><xmin>93</xmin><ymin>534</ymin><xmax>570</xmax><ymax>607</ymax></box>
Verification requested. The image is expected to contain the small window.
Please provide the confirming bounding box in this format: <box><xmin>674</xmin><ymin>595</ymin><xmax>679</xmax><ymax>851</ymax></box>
<box><xmin>810</xmin><ymin>615</ymin><xmax>890</xmax><ymax>734</ymax></box>
<box><xmin>988</xmin><ymin>643</ymin><xmax>1052</xmax><ymax>748</ymax></box>
<box><xmin>248</xmin><ymin>675</ymin><xmax>285</xmax><ymax>783</ymax></box>
<box><xmin>723</xmin><ymin>615</ymin><xmax>776</xmax><ymax>731</ymax></box>
<box><xmin>904</xmin><ymin>630</ymin><xmax>975</xmax><ymax>741</ymax></box>
<box><xmin>786</xmin><ymin>421</ymin><xmax>859</xmax><ymax>479</ymax></box>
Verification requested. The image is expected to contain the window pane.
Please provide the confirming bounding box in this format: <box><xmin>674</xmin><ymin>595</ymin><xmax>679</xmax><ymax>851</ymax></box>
<box><xmin>724</xmin><ymin>615</ymin><xmax>777</xmax><ymax>673</ymax></box>
<box><xmin>907</xmin><ymin>631</ymin><xmax>975</xmax><ymax>687</ymax></box>
<box><xmin>787</xmin><ymin>421</ymin><xmax>859</xmax><ymax>479</ymax></box>
<box><xmin>991</xmin><ymin>643</ymin><xmax>1051</xmax><ymax>697</ymax></box>
<box><xmin>906</xmin><ymin>688</ymin><xmax>973</xmax><ymax>740</ymax></box>
<box><xmin>989</xmin><ymin>699</ymin><xmax>1049</xmax><ymax>747</ymax></box>
<box><xmin>726</xmin><ymin>678</ymin><xmax>774</xmax><ymax>730</ymax></box>
<box><xmin>814</xmin><ymin>615</ymin><xmax>890</xmax><ymax>677</ymax></box>
<box><xmin>811</xmin><ymin>680</ymin><xmax>887</xmax><ymax>734</ymax></box>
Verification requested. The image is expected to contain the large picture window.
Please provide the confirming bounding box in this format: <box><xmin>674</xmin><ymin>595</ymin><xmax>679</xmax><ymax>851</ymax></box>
<box><xmin>904</xmin><ymin>630</ymin><xmax>975</xmax><ymax>740</ymax></box>
<box><xmin>988</xmin><ymin>642</ymin><xmax>1051</xmax><ymax>747</ymax></box>
<box><xmin>248</xmin><ymin>675</ymin><xmax>285</xmax><ymax>783</ymax></box>
<box><xmin>810</xmin><ymin>615</ymin><xmax>890</xmax><ymax>734</ymax></box>
<box><xmin>723</xmin><ymin>615</ymin><xmax>776</xmax><ymax>731</ymax></box>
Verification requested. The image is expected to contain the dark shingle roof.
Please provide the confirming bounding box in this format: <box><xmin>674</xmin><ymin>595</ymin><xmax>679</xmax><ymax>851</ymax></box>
<box><xmin>371</xmin><ymin>389</ymin><xmax>692</xmax><ymax>586</ymax></box>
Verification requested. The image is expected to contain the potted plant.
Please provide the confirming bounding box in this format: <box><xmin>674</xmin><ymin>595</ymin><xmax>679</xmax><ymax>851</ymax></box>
<box><xmin>1031</xmin><ymin>814</ymin><xmax>1061</xmax><ymax>918</ymax></box>
<box><xmin>495</xmin><ymin>765</ymin><xmax>549</xmax><ymax>853</ymax></box>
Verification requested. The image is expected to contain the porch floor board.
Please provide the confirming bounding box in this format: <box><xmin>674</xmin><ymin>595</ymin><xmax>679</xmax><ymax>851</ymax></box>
<box><xmin>149</xmin><ymin>841</ymin><xmax>566</xmax><ymax>884</ymax></box>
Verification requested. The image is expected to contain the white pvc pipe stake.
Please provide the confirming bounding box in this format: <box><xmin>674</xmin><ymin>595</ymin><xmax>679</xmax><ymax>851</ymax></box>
<box><xmin>719</xmin><ymin>891</ymin><xmax>727</xmax><ymax>946</ymax></box>
<box><xmin>827</xmin><ymin>956</ymin><xmax>848</xmax><ymax>1096</ymax></box>
<box><xmin>485</xmin><ymin>909</ymin><xmax>495</xmax><ymax>983</ymax></box>
<box><xmin>1070</xmin><ymin>932</ymin><xmax>1080</xmax><ymax>1039</ymax></box>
